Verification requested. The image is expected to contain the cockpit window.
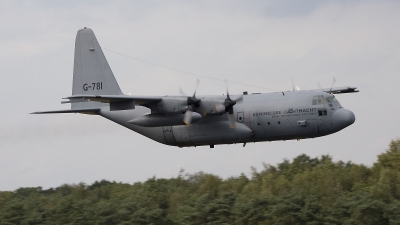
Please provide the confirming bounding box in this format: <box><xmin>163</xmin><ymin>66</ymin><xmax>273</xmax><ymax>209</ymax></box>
<box><xmin>326</xmin><ymin>96</ymin><xmax>337</xmax><ymax>102</ymax></box>
<box><xmin>312</xmin><ymin>95</ymin><xmax>338</xmax><ymax>106</ymax></box>
<box><xmin>312</xmin><ymin>95</ymin><xmax>325</xmax><ymax>105</ymax></box>
<box><xmin>312</xmin><ymin>99</ymin><xmax>317</xmax><ymax>105</ymax></box>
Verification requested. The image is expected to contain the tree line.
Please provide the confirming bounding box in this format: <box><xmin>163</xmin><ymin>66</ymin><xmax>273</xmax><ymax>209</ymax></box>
<box><xmin>1</xmin><ymin>139</ymin><xmax>400</xmax><ymax>225</ymax></box>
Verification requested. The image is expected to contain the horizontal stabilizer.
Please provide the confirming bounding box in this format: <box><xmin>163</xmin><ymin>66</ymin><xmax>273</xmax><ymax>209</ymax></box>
<box><xmin>64</xmin><ymin>95</ymin><xmax>161</xmax><ymax>106</ymax></box>
<box><xmin>31</xmin><ymin>108</ymin><xmax>101</xmax><ymax>115</ymax></box>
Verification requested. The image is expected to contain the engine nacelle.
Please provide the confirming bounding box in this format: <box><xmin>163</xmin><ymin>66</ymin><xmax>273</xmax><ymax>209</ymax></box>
<box><xmin>148</xmin><ymin>97</ymin><xmax>188</xmax><ymax>114</ymax></box>
<box><xmin>193</xmin><ymin>97</ymin><xmax>227</xmax><ymax>116</ymax></box>
<box><xmin>128</xmin><ymin>112</ymin><xmax>202</xmax><ymax>127</ymax></box>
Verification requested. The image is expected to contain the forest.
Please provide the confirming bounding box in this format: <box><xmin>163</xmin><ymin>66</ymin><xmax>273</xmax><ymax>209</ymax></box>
<box><xmin>1</xmin><ymin>139</ymin><xmax>400</xmax><ymax>225</ymax></box>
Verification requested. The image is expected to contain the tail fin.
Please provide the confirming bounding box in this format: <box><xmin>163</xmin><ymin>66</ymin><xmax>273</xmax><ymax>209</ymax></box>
<box><xmin>72</xmin><ymin>27</ymin><xmax>123</xmax><ymax>109</ymax></box>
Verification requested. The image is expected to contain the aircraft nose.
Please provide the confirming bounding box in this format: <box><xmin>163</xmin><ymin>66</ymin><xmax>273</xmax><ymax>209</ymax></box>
<box><xmin>332</xmin><ymin>108</ymin><xmax>355</xmax><ymax>129</ymax></box>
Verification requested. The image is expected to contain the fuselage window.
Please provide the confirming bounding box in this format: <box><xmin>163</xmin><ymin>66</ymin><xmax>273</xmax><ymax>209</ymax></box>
<box><xmin>312</xmin><ymin>99</ymin><xmax>317</xmax><ymax>105</ymax></box>
<box><xmin>318</xmin><ymin>108</ymin><xmax>327</xmax><ymax>116</ymax></box>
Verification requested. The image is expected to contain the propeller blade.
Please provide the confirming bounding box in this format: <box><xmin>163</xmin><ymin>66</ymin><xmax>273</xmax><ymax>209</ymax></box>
<box><xmin>228</xmin><ymin>106</ymin><xmax>234</xmax><ymax>114</ymax></box>
<box><xmin>193</xmin><ymin>78</ymin><xmax>200</xmax><ymax>97</ymax></box>
<box><xmin>317</xmin><ymin>81</ymin><xmax>323</xmax><ymax>89</ymax></box>
<box><xmin>291</xmin><ymin>78</ymin><xmax>295</xmax><ymax>91</ymax></box>
<box><xmin>224</xmin><ymin>79</ymin><xmax>231</xmax><ymax>99</ymax></box>
<box><xmin>291</xmin><ymin>78</ymin><xmax>300</xmax><ymax>91</ymax></box>
<box><xmin>183</xmin><ymin>110</ymin><xmax>193</xmax><ymax>125</ymax></box>
<box><xmin>179</xmin><ymin>88</ymin><xmax>187</xmax><ymax>96</ymax></box>
<box><xmin>215</xmin><ymin>104</ymin><xmax>226</xmax><ymax>113</ymax></box>
<box><xmin>197</xmin><ymin>103</ymin><xmax>209</xmax><ymax>117</ymax></box>
<box><xmin>329</xmin><ymin>77</ymin><xmax>336</xmax><ymax>94</ymax></box>
<box><xmin>233</xmin><ymin>95</ymin><xmax>243</xmax><ymax>102</ymax></box>
<box><xmin>228</xmin><ymin>114</ymin><xmax>236</xmax><ymax>128</ymax></box>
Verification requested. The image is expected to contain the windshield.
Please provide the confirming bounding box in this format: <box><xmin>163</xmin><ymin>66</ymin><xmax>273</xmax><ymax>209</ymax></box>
<box><xmin>325</xmin><ymin>96</ymin><xmax>337</xmax><ymax>102</ymax></box>
<box><xmin>312</xmin><ymin>95</ymin><xmax>341</xmax><ymax>108</ymax></box>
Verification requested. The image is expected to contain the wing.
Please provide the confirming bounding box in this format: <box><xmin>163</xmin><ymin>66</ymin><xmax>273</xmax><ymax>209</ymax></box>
<box><xmin>31</xmin><ymin>108</ymin><xmax>101</xmax><ymax>115</ymax></box>
<box><xmin>313</xmin><ymin>86</ymin><xmax>359</xmax><ymax>94</ymax></box>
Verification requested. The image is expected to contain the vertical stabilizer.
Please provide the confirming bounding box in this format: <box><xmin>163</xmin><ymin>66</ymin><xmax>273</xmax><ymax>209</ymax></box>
<box><xmin>72</xmin><ymin>27</ymin><xmax>123</xmax><ymax>109</ymax></box>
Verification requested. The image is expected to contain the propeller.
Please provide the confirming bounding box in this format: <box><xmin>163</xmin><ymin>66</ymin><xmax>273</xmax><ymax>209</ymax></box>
<box><xmin>317</xmin><ymin>81</ymin><xmax>323</xmax><ymax>89</ymax></box>
<box><xmin>329</xmin><ymin>77</ymin><xmax>336</xmax><ymax>94</ymax></box>
<box><xmin>215</xmin><ymin>80</ymin><xmax>243</xmax><ymax>128</ymax></box>
<box><xmin>180</xmin><ymin>79</ymin><xmax>201</xmax><ymax>125</ymax></box>
<box><xmin>291</xmin><ymin>78</ymin><xmax>300</xmax><ymax>91</ymax></box>
<box><xmin>183</xmin><ymin>110</ymin><xmax>194</xmax><ymax>125</ymax></box>
<box><xmin>317</xmin><ymin>77</ymin><xmax>336</xmax><ymax>94</ymax></box>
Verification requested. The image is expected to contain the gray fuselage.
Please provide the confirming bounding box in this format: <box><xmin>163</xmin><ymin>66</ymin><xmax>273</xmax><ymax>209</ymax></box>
<box><xmin>99</xmin><ymin>90</ymin><xmax>355</xmax><ymax>147</ymax></box>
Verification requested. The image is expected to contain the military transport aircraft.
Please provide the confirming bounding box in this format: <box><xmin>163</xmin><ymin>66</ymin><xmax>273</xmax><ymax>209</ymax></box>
<box><xmin>32</xmin><ymin>27</ymin><xmax>358</xmax><ymax>148</ymax></box>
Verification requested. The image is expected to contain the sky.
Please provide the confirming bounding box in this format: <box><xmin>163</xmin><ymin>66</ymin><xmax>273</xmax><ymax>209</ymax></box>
<box><xmin>0</xmin><ymin>0</ymin><xmax>399</xmax><ymax>191</ymax></box>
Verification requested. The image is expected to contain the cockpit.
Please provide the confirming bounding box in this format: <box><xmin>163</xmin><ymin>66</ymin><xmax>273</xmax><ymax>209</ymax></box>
<box><xmin>312</xmin><ymin>95</ymin><xmax>340</xmax><ymax>105</ymax></box>
<box><xmin>312</xmin><ymin>95</ymin><xmax>342</xmax><ymax>116</ymax></box>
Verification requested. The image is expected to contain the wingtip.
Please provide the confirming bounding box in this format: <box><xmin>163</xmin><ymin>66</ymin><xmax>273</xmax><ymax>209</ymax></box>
<box><xmin>30</xmin><ymin>111</ymin><xmax>41</xmax><ymax>114</ymax></box>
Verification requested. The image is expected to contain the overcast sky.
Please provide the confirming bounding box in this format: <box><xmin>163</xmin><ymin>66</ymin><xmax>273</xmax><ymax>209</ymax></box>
<box><xmin>1</xmin><ymin>0</ymin><xmax>399</xmax><ymax>191</ymax></box>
